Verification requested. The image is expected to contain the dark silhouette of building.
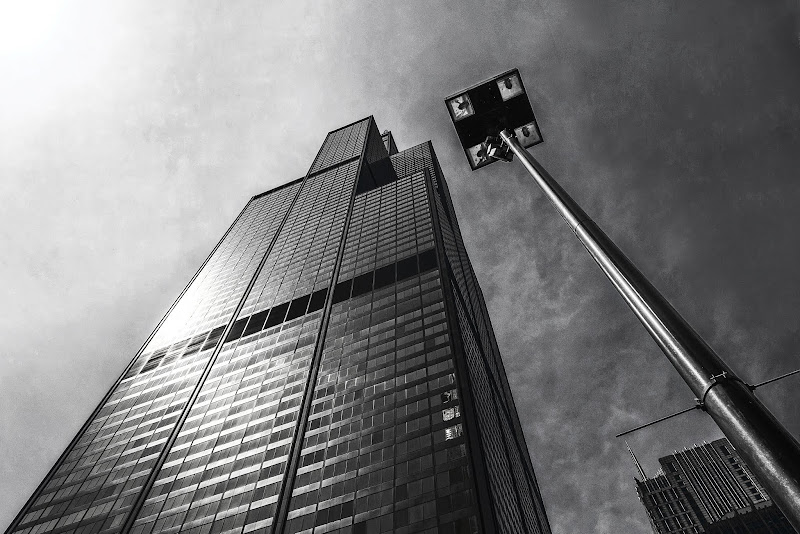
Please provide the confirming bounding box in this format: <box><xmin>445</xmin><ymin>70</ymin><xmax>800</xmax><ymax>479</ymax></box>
<box><xmin>634</xmin><ymin>438</ymin><xmax>794</xmax><ymax>533</ymax></box>
<box><xmin>6</xmin><ymin>117</ymin><xmax>552</xmax><ymax>534</ymax></box>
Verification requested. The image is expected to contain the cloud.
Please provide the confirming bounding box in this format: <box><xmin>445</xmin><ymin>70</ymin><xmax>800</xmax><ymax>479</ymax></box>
<box><xmin>2</xmin><ymin>1</ymin><xmax>799</xmax><ymax>532</ymax></box>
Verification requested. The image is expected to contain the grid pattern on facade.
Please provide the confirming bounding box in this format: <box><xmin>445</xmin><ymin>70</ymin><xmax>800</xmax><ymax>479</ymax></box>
<box><xmin>309</xmin><ymin>119</ymin><xmax>370</xmax><ymax>176</ymax></box>
<box><xmin>388</xmin><ymin>143</ymin><xmax>434</xmax><ymax>182</ymax></box>
<box><xmin>427</xmin><ymin>145</ymin><xmax>503</xmax><ymax>385</ymax></box>
<box><xmin>388</xmin><ymin>139</ymin><xmax>550</xmax><ymax>534</ymax></box>
<box><xmin>123</xmin><ymin>119</ymin><xmax>374</xmax><ymax>534</ymax></box>
<box><xmin>129</xmin><ymin>310</ymin><xmax>324</xmax><ymax>534</ymax></box>
<box><xmin>434</xmin><ymin>195</ymin><xmax>501</xmax><ymax>392</ymax></box>
<box><xmin>398</xmin><ymin>145</ymin><xmax>494</xmax><ymax>376</ymax></box>
<box><xmin>432</xmin><ymin>160</ymin><xmax>543</xmax><ymax>516</ymax></box>
<box><xmin>240</xmin><ymin>161</ymin><xmax>359</xmax><ymax>317</ymax></box>
<box><xmin>124</xmin><ymin>119</ymin><xmax>376</xmax><ymax>534</ymax></box>
<box><xmin>433</xmin><ymin>185</ymin><xmax>548</xmax><ymax>534</ymax></box>
<box><xmin>11</xmin><ymin>344</ymin><xmax>221</xmax><ymax>534</ymax></box>
<box><xmin>284</xmin><ymin>269</ymin><xmax>479</xmax><ymax>534</ymax></box>
<box><xmin>636</xmin><ymin>439</ymin><xmax>793</xmax><ymax>534</ymax></box>
<box><xmin>637</xmin><ymin>477</ymin><xmax>702</xmax><ymax>534</ymax></box>
<box><xmin>497</xmin><ymin>405</ymin><xmax>548</xmax><ymax>534</ymax></box>
<box><xmin>145</xmin><ymin>186</ymin><xmax>301</xmax><ymax>352</ymax></box>
<box><xmin>220</xmin><ymin>248</ymin><xmax>440</xmax><ymax>351</ymax></box>
<box><xmin>7</xmin><ymin>118</ymin><xmax>556</xmax><ymax>534</ymax></box>
<box><xmin>340</xmin><ymin>172</ymin><xmax>433</xmax><ymax>280</ymax></box>
<box><xmin>279</xmin><ymin>174</ymin><xmax>480</xmax><ymax>534</ymax></box>
<box><xmin>662</xmin><ymin>440</ymin><xmax>767</xmax><ymax>523</ymax></box>
<box><xmin>9</xmin><ymin>186</ymin><xmax>302</xmax><ymax>534</ymax></box>
<box><xmin>453</xmin><ymin>294</ymin><xmax>527</xmax><ymax>534</ymax></box>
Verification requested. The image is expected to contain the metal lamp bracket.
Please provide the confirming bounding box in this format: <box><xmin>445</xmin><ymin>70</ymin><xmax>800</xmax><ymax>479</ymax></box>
<box><xmin>616</xmin><ymin>367</ymin><xmax>800</xmax><ymax>438</ymax></box>
<box><xmin>695</xmin><ymin>372</ymin><xmax>746</xmax><ymax>411</ymax></box>
<box><xmin>485</xmin><ymin>135</ymin><xmax>513</xmax><ymax>162</ymax></box>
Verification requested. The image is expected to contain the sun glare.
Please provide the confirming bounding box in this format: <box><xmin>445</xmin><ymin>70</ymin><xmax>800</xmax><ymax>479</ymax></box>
<box><xmin>0</xmin><ymin>1</ymin><xmax>63</xmax><ymax>58</ymax></box>
<box><xmin>0</xmin><ymin>1</ymin><xmax>123</xmax><ymax>122</ymax></box>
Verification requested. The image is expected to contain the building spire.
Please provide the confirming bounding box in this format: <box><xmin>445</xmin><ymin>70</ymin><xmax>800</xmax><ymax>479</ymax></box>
<box><xmin>627</xmin><ymin>441</ymin><xmax>647</xmax><ymax>480</ymax></box>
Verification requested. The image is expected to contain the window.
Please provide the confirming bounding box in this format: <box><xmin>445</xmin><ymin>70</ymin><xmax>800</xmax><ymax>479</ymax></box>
<box><xmin>442</xmin><ymin>406</ymin><xmax>460</xmax><ymax>422</ymax></box>
<box><xmin>444</xmin><ymin>424</ymin><xmax>463</xmax><ymax>440</ymax></box>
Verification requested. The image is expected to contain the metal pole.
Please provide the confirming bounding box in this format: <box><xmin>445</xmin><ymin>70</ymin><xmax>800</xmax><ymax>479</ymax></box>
<box><xmin>499</xmin><ymin>130</ymin><xmax>800</xmax><ymax>530</ymax></box>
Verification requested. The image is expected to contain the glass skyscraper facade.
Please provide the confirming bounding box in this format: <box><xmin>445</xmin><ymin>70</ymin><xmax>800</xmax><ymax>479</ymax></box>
<box><xmin>6</xmin><ymin>117</ymin><xmax>551</xmax><ymax>534</ymax></box>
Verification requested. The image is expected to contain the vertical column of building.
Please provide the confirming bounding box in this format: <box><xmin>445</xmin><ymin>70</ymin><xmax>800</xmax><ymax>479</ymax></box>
<box><xmin>663</xmin><ymin>440</ymin><xmax>773</xmax><ymax>524</ymax></box>
<box><xmin>635</xmin><ymin>476</ymin><xmax>703</xmax><ymax>533</ymax></box>
<box><xmin>124</xmin><ymin>118</ymin><xmax>373</xmax><ymax>534</ymax></box>
<box><xmin>280</xmin><ymin>160</ymin><xmax>484</xmax><ymax>533</ymax></box>
<box><xmin>416</xmin><ymin>143</ymin><xmax>552</xmax><ymax>534</ymax></box>
<box><xmin>7</xmin><ymin>188</ymin><xmax>301</xmax><ymax>534</ymax></box>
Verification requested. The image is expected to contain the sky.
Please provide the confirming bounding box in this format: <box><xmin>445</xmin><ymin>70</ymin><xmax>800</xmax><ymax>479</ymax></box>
<box><xmin>1</xmin><ymin>1</ymin><xmax>799</xmax><ymax>532</ymax></box>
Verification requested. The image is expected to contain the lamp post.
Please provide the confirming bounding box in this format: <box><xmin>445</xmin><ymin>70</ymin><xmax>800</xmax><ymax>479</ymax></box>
<box><xmin>445</xmin><ymin>69</ymin><xmax>800</xmax><ymax>530</ymax></box>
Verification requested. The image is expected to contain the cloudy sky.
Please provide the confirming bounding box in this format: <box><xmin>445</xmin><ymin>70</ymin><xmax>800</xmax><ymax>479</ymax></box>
<box><xmin>2</xmin><ymin>1</ymin><xmax>799</xmax><ymax>532</ymax></box>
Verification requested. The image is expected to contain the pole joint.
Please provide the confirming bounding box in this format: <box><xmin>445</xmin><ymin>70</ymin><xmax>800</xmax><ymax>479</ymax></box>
<box><xmin>695</xmin><ymin>371</ymin><xmax>747</xmax><ymax>410</ymax></box>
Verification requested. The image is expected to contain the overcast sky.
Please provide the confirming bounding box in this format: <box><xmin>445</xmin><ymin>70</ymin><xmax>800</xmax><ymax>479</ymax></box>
<box><xmin>2</xmin><ymin>1</ymin><xmax>799</xmax><ymax>533</ymax></box>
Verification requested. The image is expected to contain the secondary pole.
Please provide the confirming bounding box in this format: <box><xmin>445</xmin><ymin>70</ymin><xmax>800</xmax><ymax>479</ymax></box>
<box><xmin>498</xmin><ymin>129</ymin><xmax>800</xmax><ymax>530</ymax></box>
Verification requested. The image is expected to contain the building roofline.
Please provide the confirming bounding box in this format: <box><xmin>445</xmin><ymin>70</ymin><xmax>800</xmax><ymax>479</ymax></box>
<box><xmin>327</xmin><ymin>115</ymin><xmax>373</xmax><ymax>135</ymax></box>
<box><xmin>251</xmin><ymin>116</ymin><xmax>375</xmax><ymax>202</ymax></box>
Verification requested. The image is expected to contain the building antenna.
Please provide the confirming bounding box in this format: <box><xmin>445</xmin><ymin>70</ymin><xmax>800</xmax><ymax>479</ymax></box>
<box><xmin>626</xmin><ymin>441</ymin><xmax>647</xmax><ymax>480</ymax></box>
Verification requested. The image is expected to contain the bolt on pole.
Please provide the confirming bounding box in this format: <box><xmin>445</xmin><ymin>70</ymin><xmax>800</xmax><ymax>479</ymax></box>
<box><xmin>498</xmin><ymin>129</ymin><xmax>800</xmax><ymax>530</ymax></box>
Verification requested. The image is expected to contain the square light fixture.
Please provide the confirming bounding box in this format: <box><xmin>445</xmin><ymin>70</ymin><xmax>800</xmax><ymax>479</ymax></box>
<box><xmin>444</xmin><ymin>68</ymin><xmax>543</xmax><ymax>171</ymax></box>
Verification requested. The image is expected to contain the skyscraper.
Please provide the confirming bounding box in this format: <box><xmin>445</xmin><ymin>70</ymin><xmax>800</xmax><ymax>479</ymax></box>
<box><xmin>6</xmin><ymin>117</ymin><xmax>552</xmax><ymax>534</ymax></box>
<box><xmin>634</xmin><ymin>438</ymin><xmax>793</xmax><ymax>533</ymax></box>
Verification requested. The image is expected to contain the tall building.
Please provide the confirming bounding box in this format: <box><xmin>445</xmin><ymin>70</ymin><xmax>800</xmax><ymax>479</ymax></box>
<box><xmin>634</xmin><ymin>438</ymin><xmax>793</xmax><ymax>534</ymax></box>
<box><xmin>6</xmin><ymin>117</ymin><xmax>552</xmax><ymax>534</ymax></box>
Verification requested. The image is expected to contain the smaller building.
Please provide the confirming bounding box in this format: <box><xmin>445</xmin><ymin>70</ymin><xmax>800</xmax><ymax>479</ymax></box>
<box><xmin>634</xmin><ymin>438</ymin><xmax>793</xmax><ymax>534</ymax></box>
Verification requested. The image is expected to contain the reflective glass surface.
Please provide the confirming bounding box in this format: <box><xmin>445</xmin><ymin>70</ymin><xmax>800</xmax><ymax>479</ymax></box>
<box><xmin>309</xmin><ymin>119</ymin><xmax>370</xmax><ymax>175</ymax></box>
<box><xmin>128</xmin><ymin>121</ymin><xmax>368</xmax><ymax>534</ymax></box>
<box><xmin>283</xmin><ymin>166</ymin><xmax>481</xmax><ymax>533</ymax></box>
<box><xmin>9</xmin><ymin>119</ymin><xmax>552</xmax><ymax>534</ymax></box>
<box><xmin>10</xmin><ymin>186</ymin><xmax>301</xmax><ymax>534</ymax></box>
<box><xmin>146</xmin><ymin>186</ymin><xmax>301</xmax><ymax>351</ymax></box>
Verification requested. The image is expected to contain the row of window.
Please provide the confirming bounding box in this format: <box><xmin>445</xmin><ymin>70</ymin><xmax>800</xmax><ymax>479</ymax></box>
<box><xmin>145</xmin><ymin>185</ymin><xmax>300</xmax><ymax>351</ymax></box>
<box><xmin>309</xmin><ymin>119</ymin><xmax>370</xmax><ymax>175</ymax></box>
<box><xmin>135</xmin><ymin>187</ymin><xmax>437</xmax><ymax>382</ymax></box>
<box><xmin>130</xmin><ymin>274</ymin><xmax>452</xmax><ymax>533</ymax></box>
<box><xmin>130</xmin><ymin>313</ymin><xmax>325</xmax><ymax>534</ymax></box>
<box><xmin>243</xmin><ymin>161</ymin><xmax>357</xmax><ymax>315</ymax></box>
<box><xmin>124</xmin><ymin>159</ymin><xmax>368</xmax><ymax>534</ymax></box>
<box><xmin>280</xmin><ymin>271</ymin><xmax>478</xmax><ymax>534</ymax></box>
<box><xmin>455</xmin><ymin>292</ymin><xmax>541</xmax><ymax>534</ymax></box>
<box><xmin>16</xmin><ymin>344</ymin><xmax>222</xmax><ymax>534</ymax></box>
<box><xmin>193</xmin><ymin>247</ymin><xmax>439</xmax><ymax>353</ymax></box>
<box><xmin>340</xmin><ymin>173</ymin><xmax>432</xmax><ymax>281</ymax></box>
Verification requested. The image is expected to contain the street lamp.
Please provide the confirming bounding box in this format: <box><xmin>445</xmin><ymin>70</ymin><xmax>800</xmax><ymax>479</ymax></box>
<box><xmin>445</xmin><ymin>68</ymin><xmax>800</xmax><ymax>530</ymax></box>
<box><xmin>445</xmin><ymin>68</ymin><xmax>542</xmax><ymax>170</ymax></box>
